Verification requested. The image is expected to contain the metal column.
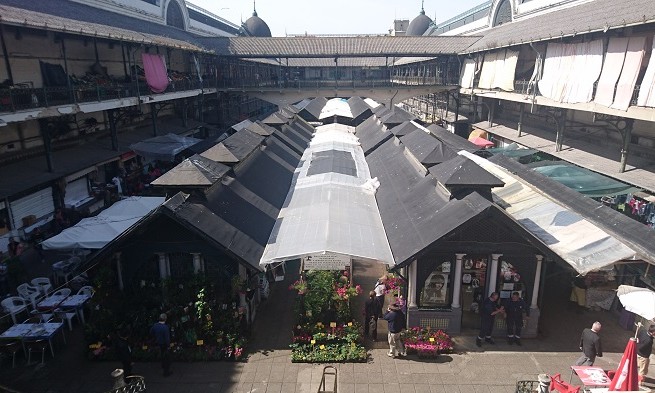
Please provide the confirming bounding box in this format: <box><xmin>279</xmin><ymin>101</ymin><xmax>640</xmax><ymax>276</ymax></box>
<box><xmin>108</xmin><ymin>109</ymin><xmax>118</xmax><ymax>151</ymax></box>
<box><xmin>619</xmin><ymin>120</ymin><xmax>634</xmax><ymax>173</ymax></box>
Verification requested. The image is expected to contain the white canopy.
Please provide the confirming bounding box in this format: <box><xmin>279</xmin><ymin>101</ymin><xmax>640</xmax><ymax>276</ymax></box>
<box><xmin>42</xmin><ymin>197</ymin><xmax>164</xmax><ymax>250</ymax></box>
<box><xmin>460</xmin><ymin>151</ymin><xmax>636</xmax><ymax>274</ymax></box>
<box><xmin>260</xmin><ymin>123</ymin><xmax>394</xmax><ymax>267</ymax></box>
<box><xmin>319</xmin><ymin>98</ymin><xmax>353</xmax><ymax>119</ymax></box>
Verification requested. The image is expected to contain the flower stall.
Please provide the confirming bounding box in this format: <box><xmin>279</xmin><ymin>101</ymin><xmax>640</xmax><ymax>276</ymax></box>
<box><xmin>402</xmin><ymin>327</ymin><xmax>454</xmax><ymax>358</ymax></box>
<box><xmin>85</xmin><ymin>267</ymin><xmax>249</xmax><ymax>362</ymax></box>
<box><xmin>288</xmin><ymin>269</ymin><xmax>367</xmax><ymax>362</ymax></box>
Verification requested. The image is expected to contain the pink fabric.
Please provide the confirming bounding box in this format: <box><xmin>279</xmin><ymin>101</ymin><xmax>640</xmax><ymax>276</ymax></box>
<box><xmin>141</xmin><ymin>53</ymin><xmax>169</xmax><ymax>94</ymax></box>
<box><xmin>611</xmin><ymin>36</ymin><xmax>646</xmax><ymax>111</ymax></box>
<box><xmin>594</xmin><ymin>37</ymin><xmax>630</xmax><ymax>107</ymax></box>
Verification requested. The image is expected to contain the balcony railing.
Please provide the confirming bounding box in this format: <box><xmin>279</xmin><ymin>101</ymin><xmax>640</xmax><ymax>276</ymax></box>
<box><xmin>513</xmin><ymin>79</ymin><xmax>642</xmax><ymax>107</ymax></box>
<box><xmin>216</xmin><ymin>76</ymin><xmax>458</xmax><ymax>90</ymax></box>
<box><xmin>0</xmin><ymin>78</ymin><xmax>217</xmax><ymax>113</ymax></box>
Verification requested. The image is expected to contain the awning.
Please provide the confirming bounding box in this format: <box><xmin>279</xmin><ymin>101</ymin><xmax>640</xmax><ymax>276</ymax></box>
<box><xmin>42</xmin><ymin>196</ymin><xmax>164</xmax><ymax>250</ymax></box>
<box><xmin>527</xmin><ymin>161</ymin><xmax>642</xmax><ymax>197</ymax></box>
<box><xmin>129</xmin><ymin>133</ymin><xmax>201</xmax><ymax>162</ymax></box>
<box><xmin>260</xmin><ymin>123</ymin><xmax>394</xmax><ymax>267</ymax></box>
<box><xmin>460</xmin><ymin>151</ymin><xmax>637</xmax><ymax>274</ymax></box>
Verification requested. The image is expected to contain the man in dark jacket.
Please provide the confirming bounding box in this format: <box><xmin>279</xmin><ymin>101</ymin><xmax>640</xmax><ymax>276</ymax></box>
<box><xmin>503</xmin><ymin>292</ymin><xmax>529</xmax><ymax>346</ymax></box>
<box><xmin>364</xmin><ymin>291</ymin><xmax>378</xmax><ymax>341</ymax></box>
<box><xmin>150</xmin><ymin>313</ymin><xmax>172</xmax><ymax>376</ymax></box>
<box><xmin>637</xmin><ymin>324</ymin><xmax>655</xmax><ymax>385</ymax></box>
<box><xmin>476</xmin><ymin>292</ymin><xmax>504</xmax><ymax>347</ymax></box>
<box><xmin>575</xmin><ymin>321</ymin><xmax>602</xmax><ymax>366</ymax></box>
<box><xmin>382</xmin><ymin>304</ymin><xmax>406</xmax><ymax>358</ymax></box>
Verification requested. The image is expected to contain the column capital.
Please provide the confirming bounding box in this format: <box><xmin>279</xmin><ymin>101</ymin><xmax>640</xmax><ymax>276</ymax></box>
<box><xmin>491</xmin><ymin>253</ymin><xmax>503</xmax><ymax>260</ymax></box>
<box><xmin>535</xmin><ymin>254</ymin><xmax>543</xmax><ymax>262</ymax></box>
<box><xmin>455</xmin><ymin>253</ymin><xmax>467</xmax><ymax>260</ymax></box>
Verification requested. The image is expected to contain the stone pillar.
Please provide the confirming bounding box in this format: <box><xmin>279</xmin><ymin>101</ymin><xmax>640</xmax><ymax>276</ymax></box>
<box><xmin>157</xmin><ymin>253</ymin><xmax>167</xmax><ymax>280</ymax></box>
<box><xmin>531</xmin><ymin>255</ymin><xmax>543</xmax><ymax>309</ymax></box>
<box><xmin>488</xmin><ymin>254</ymin><xmax>502</xmax><ymax>296</ymax></box>
<box><xmin>191</xmin><ymin>253</ymin><xmax>202</xmax><ymax>274</ymax></box>
<box><xmin>115</xmin><ymin>252</ymin><xmax>124</xmax><ymax>291</ymax></box>
<box><xmin>408</xmin><ymin>260</ymin><xmax>418</xmax><ymax>309</ymax></box>
<box><xmin>451</xmin><ymin>254</ymin><xmax>465</xmax><ymax>308</ymax></box>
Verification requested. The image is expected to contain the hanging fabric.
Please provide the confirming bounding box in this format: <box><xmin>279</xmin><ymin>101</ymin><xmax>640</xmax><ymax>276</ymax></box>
<box><xmin>141</xmin><ymin>53</ymin><xmax>169</xmax><ymax>94</ymax></box>
<box><xmin>562</xmin><ymin>40</ymin><xmax>604</xmax><ymax>104</ymax></box>
<box><xmin>193</xmin><ymin>54</ymin><xmax>203</xmax><ymax>83</ymax></box>
<box><xmin>477</xmin><ymin>51</ymin><xmax>501</xmax><ymax>89</ymax></box>
<box><xmin>637</xmin><ymin>39</ymin><xmax>655</xmax><ymax>107</ymax></box>
<box><xmin>492</xmin><ymin>49</ymin><xmax>518</xmax><ymax>91</ymax></box>
<box><xmin>460</xmin><ymin>58</ymin><xmax>476</xmax><ymax>89</ymax></box>
<box><xmin>594</xmin><ymin>37</ymin><xmax>630</xmax><ymax>107</ymax></box>
<box><xmin>611</xmin><ymin>36</ymin><xmax>646</xmax><ymax>111</ymax></box>
<box><xmin>538</xmin><ymin>43</ymin><xmax>564</xmax><ymax>100</ymax></box>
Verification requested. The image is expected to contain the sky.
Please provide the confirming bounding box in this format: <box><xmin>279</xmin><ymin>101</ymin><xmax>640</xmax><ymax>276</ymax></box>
<box><xmin>187</xmin><ymin>0</ymin><xmax>485</xmax><ymax>37</ymax></box>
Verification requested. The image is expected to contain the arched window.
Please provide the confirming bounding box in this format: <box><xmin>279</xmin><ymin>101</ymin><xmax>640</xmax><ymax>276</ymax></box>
<box><xmin>492</xmin><ymin>0</ymin><xmax>512</xmax><ymax>27</ymax></box>
<box><xmin>166</xmin><ymin>0</ymin><xmax>185</xmax><ymax>30</ymax></box>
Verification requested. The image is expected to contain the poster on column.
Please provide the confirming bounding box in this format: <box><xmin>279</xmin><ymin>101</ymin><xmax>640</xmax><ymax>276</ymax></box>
<box><xmin>302</xmin><ymin>253</ymin><xmax>351</xmax><ymax>270</ymax></box>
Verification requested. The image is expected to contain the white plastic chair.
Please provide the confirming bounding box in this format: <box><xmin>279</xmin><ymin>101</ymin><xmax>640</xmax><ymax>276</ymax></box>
<box><xmin>54</xmin><ymin>257</ymin><xmax>81</xmax><ymax>285</ymax></box>
<box><xmin>1</xmin><ymin>297</ymin><xmax>28</xmax><ymax>324</ymax></box>
<box><xmin>17</xmin><ymin>283</ymin><xmax>42</xmax><ymax>309</ymax></box>
<box><xmin>50</xmin><ymin>288</ymin><xmax>71</xmax><ymax>298</ymax></box>
<box><xmin>54</xmin><ymin>308</ymin><xmax>77</xmax><ymax>331</ymax></box>
<box><xmin>77</xmin><ymin>286</ymin><xmax>95</xmax><ymax>297</ymax></box>
<box><xmin>30</xmin><ymin>278</ymin><xmax>53</xmax><ymax>296</ymax></box>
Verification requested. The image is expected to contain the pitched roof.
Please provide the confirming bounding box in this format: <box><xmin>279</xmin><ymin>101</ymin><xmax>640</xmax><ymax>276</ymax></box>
<box><xmin>198</xmin><ymin>36</ymin><xmax>482</xmax><ymax>58</ymax></box>
<box><xmin>151</xmin><ymin>155</ymin><xmax>230</xmax><ymax>187</ymax></box>
<box><xmin>428</xmin><ymin>155</ymin><xmax>505</xmax><ymax>187</ymax></box>
<box><xmin>0</xmin><ymin>1</ymin><xmax>207</xmax><ymax>52</ymax></box>
<box><xmin>399</xmin><ymin>129</ymin><xmax>459</xmax><ymax>166</ymax></box>
<box><xmin>463</xmin><ymin>0</ymin><xmax>655</xmax><ymax>53</ymax></box>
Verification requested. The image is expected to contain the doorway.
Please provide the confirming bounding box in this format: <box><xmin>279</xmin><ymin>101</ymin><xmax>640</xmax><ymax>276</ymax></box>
<box><xmin>460</xmin><ymin>256</ymin><xmax>488</xmax><ymax>331</ymax></box>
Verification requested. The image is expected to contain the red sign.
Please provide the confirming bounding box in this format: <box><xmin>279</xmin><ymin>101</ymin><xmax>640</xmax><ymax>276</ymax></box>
<box><xmin>571</xmin><ymin>366</ymin><xmax>611</xmax><ymax>386</ymax></box>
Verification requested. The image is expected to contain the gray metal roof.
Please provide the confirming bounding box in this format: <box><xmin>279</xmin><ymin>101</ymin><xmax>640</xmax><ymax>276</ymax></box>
<box><xmin>199</xmin><ymin>36</ymin><xmax>482</xmax><ymax>58</ymax></box>
<box><xmin>464</xmin><ymin>0</ymin><xmax>655</xmax><ymax>53</ymax></box>
<box><xmin>0</xmin><ymin>1</ymin><xmax>208</xmax><ymax>52</ymax></box>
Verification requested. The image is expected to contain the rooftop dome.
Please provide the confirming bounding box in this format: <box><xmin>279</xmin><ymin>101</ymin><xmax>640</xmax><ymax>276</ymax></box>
<box><xmin>406</xmin><ymin>8</ymin><xmax>433</xmax><ymax>36</ymax></box>
<box><xmin>240</xmin><ymin>9</ymin><xmax>272</xmax><ymax>37</ymax></box>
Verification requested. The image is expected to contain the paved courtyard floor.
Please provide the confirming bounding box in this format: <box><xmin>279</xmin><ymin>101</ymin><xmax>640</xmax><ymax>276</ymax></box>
<box><xmin>0</xmin><ymin>251</ymin><xmax>651</xmax><ymax>392</ymax></box>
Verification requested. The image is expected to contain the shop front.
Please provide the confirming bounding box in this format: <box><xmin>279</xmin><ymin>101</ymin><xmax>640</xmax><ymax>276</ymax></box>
<box><xmin>406</xmin><ymin>250</ymin><xmax>545</xmax><ymax>337</ymax></box>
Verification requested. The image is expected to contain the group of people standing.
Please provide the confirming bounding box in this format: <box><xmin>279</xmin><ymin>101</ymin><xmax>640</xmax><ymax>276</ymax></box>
<box><xmin>363</xmin><ymin>275</ymin><xmax>408</xmax><ymax>358</ymax></box>
<box><xmin>476</xmin><ymin>291</ymin><xmax>529</xmax><ymax>347</ymax></box>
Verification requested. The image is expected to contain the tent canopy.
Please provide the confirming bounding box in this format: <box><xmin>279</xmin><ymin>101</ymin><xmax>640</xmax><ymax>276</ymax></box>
<box><xmin>42</xmin><ymin>197</ymin><xmax>164</xmax><ymax>250</ymax></box>
<box><xmin>129</xmin><ymin>133</ymin><xmax>201</xmax><ymax>162</ymax></box>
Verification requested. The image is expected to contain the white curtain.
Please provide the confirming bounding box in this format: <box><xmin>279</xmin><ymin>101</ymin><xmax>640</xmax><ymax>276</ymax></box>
<box><xmin>492</xmin><ymin>49</ymin><xmax>518</xmax><ymax>91</ymax></box>
<box><xmin>610</xmin><ymin>36</ymin><xmax>647</xmax><ymax>111</ymax></box>
<box><xmin>538</xmin><ymin>43</ymin><xmax>565</xmax><ymax>100</ymax></box>
<box><xmin>477</xmin><ymin>51</ymin><xmax>501</xmax><ymax>89</ymax></box>
<box><xmin>637</xmin><ymin>39</ymin><xmax>655</xmax><ymax>107</ymax></box>
<box><xmin>594</xmin><ymin>37</ymin><xmax>630</xmax><ymax>107</ymax></box>
<box><xmin>460</xmin><ymin>58</ymin><xmax>476</xmax><ymax>89</ymax></box>
<box><xmin>562</xmin><ymin>40</ymin><xmax>604</xmax><ymax>103</ymax></box>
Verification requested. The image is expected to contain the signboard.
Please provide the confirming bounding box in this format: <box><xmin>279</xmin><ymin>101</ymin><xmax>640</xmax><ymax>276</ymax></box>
<box><xmin>303</xmin><ymin>253</ymin><xmax>351</xmax><ymax>270</ymax></box>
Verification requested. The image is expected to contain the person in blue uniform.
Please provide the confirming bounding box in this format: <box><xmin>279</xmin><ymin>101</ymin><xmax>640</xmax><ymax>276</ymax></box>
<box><xmin>476</xmin><ymin>292</ymin><xmax>504</xmax><ymax>347</ymax></box>
<box><xmin>503</xmin><ymin>291</ymin><xmax>529</xmax><ymax>345</ymax></box>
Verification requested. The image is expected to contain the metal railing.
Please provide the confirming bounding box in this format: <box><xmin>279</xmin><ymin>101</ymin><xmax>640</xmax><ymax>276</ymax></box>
<box><xmin>0</xmin><ymin>78</ymin><xmax>217</xmax><ymax>113</ymax></box>
<box><xmin>217</xmin><ymin>76</ymin><xmax>457</xmax><ymax>90</ymax></box>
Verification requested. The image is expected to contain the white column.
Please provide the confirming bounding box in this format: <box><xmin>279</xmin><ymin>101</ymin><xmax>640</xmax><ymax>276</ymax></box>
<box><xmin>488</xmin><ymin>254</ymin><xmax>503</xmax><ymax>296</ymax></box>
<box><xmin>157</xmin><ymin>253</ymin><xmax>167</xmax><ymax>280</ymax></box>
<box><xmin>115</xmin><ymin>252</ymin><xmax>124</xmax><ymax>291</ymax></box>
<box><xmin>165</xmin><ymin>254</ymin><xmax>171</xmax><ymax>277</ymax></box>
<box><xmin>191</xmin><ymin>253</ymin><xmax>202</xmax><ymax>274</ymax></box>
<box><xmin>531</xmin><ymin>255</ymin><xmax>543</xmax><ymax>309</ymax></box>
<box><xmin>408</xmin><ymin>260</ymin><xmax>418</xmax><ymax>308</ymax></box>
<box><xmin>451</xmin><ymin>254</ymin><xmax>465</xmax><ymax>308</ymax></box>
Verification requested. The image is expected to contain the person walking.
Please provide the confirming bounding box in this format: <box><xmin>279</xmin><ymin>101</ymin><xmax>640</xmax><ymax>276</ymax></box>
<box><xmin>476</xmin><ymin>292</ymin><xmax>504</xmax><ymax>347</ymax></box>
<box><xmin>113</xmin><ymin>328</ymin><xmax>133</xmax><ymax>380</ymax></box>
<box><xmin>575</xmin><ymin>321</ymin><xmax>603</xmax><ymax>366</ymax></box>
<box><xmin>637</xmin><ymin>324</ymin><xmax>655</xmax><ymax>386</ymax></box>
<box><xmin>503</xmin><ymin>291</ymin><xmax>529</xmax><ymax>346</ymax></box>
<box><xmin>382</xmin><ymin>304</ymin><xmax>406</xmax><ymax>358</ymax></box>
<box><xmin>364</xmin><ymin>291</ymin><xmax>378</xmax><ymax>341</ymax></box>
<box><xmin>150</xmin><ymin>313</ymin><xmax>172</xmax><ymax>377</ymax></box>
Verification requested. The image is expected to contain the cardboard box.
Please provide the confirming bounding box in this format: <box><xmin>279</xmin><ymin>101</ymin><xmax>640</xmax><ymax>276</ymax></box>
<box><xmin>21</xmin><ymin>215</ymin><xmax>36</xmax><ymax>227</ymax></box>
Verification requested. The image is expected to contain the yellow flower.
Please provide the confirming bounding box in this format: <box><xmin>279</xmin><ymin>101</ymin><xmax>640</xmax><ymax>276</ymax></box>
<box><xmin>347</xmin><ymin>322</ymin><xmax>353</xmax><ymax>327</ymax></box>
<box><xmin>429</xmin><ymin>337</ymin><xmax>435</xmax><ymax>342</ymax></box>
<box><xmin>310</xmin><ymin>339</ymin><xmax>316</xmax><ymax>345</ymax></box>
<box><xmin>319</xmin><ymin>345</ymin><xmax>325</xmax><ymax>350</ymax></box>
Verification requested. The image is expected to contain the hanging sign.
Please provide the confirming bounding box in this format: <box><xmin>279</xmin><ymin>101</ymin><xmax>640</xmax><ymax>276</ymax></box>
<box><xmin>302</xmin><ymin>253</ymin><xmax>351</xmax><ymax>270</ymax></box>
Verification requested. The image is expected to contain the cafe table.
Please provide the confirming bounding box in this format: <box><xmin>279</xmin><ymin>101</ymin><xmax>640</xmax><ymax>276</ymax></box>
<box><xmin>59</xmin><ymin>294</ymin><xmax>92</xmax><ymax>323</ymax></box>
<box><xmin>570</xmin><ymin>366</ymin><xmax>611</xmax><ymax>388</ymax></box>
<box><xmin>0</xmin><ymin>322</ymin><xmax>65</xmax><ymax>357</ymax></box>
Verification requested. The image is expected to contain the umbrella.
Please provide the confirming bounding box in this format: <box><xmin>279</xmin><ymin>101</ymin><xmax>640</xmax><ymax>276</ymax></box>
<box><xmin>609</xmin><ymin>337</ymin><xmax>639</xmax><ymax>391</ymax></box>
<box><xmin>617</xmin><ymin>285</ymin><xmax>655</xmax><ymax>321</ymax></box>
<box><xmin>469</xmin><ymin>137</ymin><xmax>495</xmax><ymax>148</ymax></box>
